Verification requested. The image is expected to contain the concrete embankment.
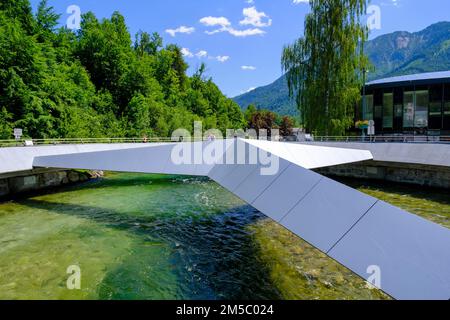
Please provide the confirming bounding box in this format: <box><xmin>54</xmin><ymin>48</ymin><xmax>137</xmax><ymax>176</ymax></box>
<box><xmin>0</xmin><ymin>143</ymin><xmax>148</xmax><ymax>199</ymax></box>
<box><xmin>306</xmin><ymin>142</ymin><xmax>450</xmax><ymax>189</ymax></box>
<box><xmin>0</xmin><ymin>169</ymin><xmax>103</xmax><ymax>199</ymax></box>
<box><xmin>315</xmin><ymin>160</ymin><xmax>450</xmax><ymax>189</ymax></box>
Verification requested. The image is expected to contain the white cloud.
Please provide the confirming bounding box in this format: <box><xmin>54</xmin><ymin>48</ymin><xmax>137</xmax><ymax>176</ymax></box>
<box><xmin>200</xmin><ymin>8</ymin><xmax>269</xmax><ymax>38</ymax></box>
<box><xmin>293</xmin><ymin>0</ymin><xmax>309</xmax><ymax>4</ymax></box>
<box><xmin>202</xmin><ymin>24</ymin><xmax>265</xmax><ymax>37</ymax></box>
<box><xmin>199</xmin><ymin>16</ymin><xmax>231</xmax><ymax>27</ymax></box>
<box><xmin>182</xmin><ymin>48</ymin><xmax>230</xmax><ymax>63</ymax></box>
<box><xmin>241</xmin><ymin>65</ymin><xmax>256</xmax><ymax>71</ymax></box>
<box><xmin>240</xmin><ymin>7</ymin><xmax>272</xmax><ymax>27</ymax></box>
<box><xmin>165</xmin><ymin>26</ymin><xmax>195</xmax><ymax>37</ymax></box>
<box><xmin>195</xmin><ymin>50</ymin><xmax>208</xmax><ymax>58</ymax></box>
<box><xmin>181</xmin><ymin>48</ymin><xmax>193</xmax><ymax>58</ymax></box>
<box><xmin>384</xmin><ymin>0</ymin><xmax>401</xmax><ymax>7</ymax></box>
<box><xmin>216</xmin><ymin>56</ymin><xmax>230</xmax><ymax>63</ymax></box>
<box><xmin>227</xmin><ymin>27</ymin><xmax>265</xmax><ymax>37</ymax></box>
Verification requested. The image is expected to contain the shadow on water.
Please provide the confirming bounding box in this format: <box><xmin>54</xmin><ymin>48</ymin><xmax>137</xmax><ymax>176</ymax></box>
<box><xmin>1</xmin><ymin>173</ymin><xmax>206</xmax><ymax>203</ymax></box>
<box><xmin>21</xmin><ymin>198</ymin><xmax>283</xmax><ymax>300</ymax></box>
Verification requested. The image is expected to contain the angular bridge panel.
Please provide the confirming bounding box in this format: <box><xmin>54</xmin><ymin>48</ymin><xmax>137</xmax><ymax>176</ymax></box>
<box><xmin>328</xmin><ymin>201</ymin><xmax>450</xmax><ymax>300</ymax></box>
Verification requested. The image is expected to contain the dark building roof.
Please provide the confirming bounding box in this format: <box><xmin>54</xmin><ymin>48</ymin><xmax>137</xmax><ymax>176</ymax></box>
<box><xmin>366</xmin><ymin>71</ymin><xmax>450</xmax><ymax>88</ymax></box>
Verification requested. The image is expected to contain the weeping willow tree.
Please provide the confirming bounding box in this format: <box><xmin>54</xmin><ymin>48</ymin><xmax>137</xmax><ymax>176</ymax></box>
<box><xmin>282</xmin><ymin>0</ymin><xmax>369</xmax><ymax>135</ymax></box>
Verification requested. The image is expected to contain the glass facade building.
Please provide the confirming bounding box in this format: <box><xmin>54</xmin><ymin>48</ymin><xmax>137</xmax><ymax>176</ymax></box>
<box><xmin>360</xmin><ymin>71</ymin><xmax>450</xmax><ymax>135</ymax></box>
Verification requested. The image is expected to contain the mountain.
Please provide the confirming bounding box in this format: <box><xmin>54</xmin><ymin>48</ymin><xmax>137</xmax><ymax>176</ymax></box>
<box><xmin>234</xmin><ymin>75</ymin><xmax>298</xmax><ymax>116</ymax></box>
<box><xmin>366</xmin><ymin>21</ymin><xmax>450</xmax><ymax>79</ymax></box>
<box><xmin>233</xmin><ymin>22</ymin><xmax>450</xmax><ymax>116</ymax></box>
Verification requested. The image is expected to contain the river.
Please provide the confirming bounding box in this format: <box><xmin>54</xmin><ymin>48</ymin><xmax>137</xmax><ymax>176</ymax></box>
<box><xmin>0</xmin><ymin>173</ymin><xmax>448</xmax><ymax>300</ymax></box>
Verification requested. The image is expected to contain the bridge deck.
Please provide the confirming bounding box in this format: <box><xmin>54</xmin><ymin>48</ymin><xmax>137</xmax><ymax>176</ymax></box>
<box><xmin>302</xmin><ymin>141</ymin><xmax>450</xmax><ymax>167</ymax></box>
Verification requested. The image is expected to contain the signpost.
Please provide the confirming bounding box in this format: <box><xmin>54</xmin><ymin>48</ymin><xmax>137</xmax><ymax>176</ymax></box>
<box><xmin>13</xmin><ymin>128</ymin><xmax>23</xmax><ymax>141</ymax></box>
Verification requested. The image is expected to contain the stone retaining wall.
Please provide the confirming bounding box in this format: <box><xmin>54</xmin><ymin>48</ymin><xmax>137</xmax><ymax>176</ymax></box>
<box><xmin>315</xmin><ymin>161</ymin><xmax>450</xmax><ymax>189</ymax></box>
<box><xmin>0</xmin><ymin>170</ymin><xmax>103</xmax><ymax>198</ymax></box>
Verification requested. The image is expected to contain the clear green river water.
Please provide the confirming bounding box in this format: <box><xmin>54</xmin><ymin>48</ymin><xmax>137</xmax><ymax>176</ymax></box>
<box><xmin>0</xmin><ymin>173</ymin><xmax>448</xmax><ymax>300</ymax></box>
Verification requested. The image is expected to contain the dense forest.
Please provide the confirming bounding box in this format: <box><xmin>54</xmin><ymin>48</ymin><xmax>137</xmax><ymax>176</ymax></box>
<box><xmin>0</xmin><ymin>0</ymin><xmax>246</xmax><ymax>139</ymax></box>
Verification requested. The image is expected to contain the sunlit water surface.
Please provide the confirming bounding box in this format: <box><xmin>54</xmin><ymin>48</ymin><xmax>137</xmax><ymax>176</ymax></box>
<box><xmin>0</xmin><ymin>173</ymin><xmax>448</xmax><ymax>300</ymax></box>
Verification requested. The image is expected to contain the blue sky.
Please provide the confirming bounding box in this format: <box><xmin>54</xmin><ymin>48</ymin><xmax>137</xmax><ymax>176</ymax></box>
<box><xmin>30</xmin><ymin>0</ymin><xmax>450</xmax><ymax>97</ymax></box>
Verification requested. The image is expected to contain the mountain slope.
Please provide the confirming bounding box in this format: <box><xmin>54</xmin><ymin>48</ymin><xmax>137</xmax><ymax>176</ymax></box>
<box><xmin>234</xmin><ymin>21</ymin><xmax>450</xmax><ymax>116</ymax></box>
<box><xmin>234</xmin><ymin>75</ymin><xmax>298</xmax><ymax>116</ymax></box>
<box><xmin>366</xmin><ymin>21</ymin><xmax>450</xmax><ymax>79</ymax></box>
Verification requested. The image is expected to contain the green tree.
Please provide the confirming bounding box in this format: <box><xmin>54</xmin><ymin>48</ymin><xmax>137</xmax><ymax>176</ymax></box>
<box><xmin>244</xmin><ymin>104</ymin><xmax>257</xmax><ymax>126</ymax></box>
<box><xmin>248</xmin><ymin>110</ymin><xmax>278</xmax><ymax>138</ymax></box>
<box><xmin>282</xmin><ymin>0</ymin><xmax>369</xmax><ymax>135</ymax></box>
<box><xmin>0</xmin><ymin>1</ymin><xmax>245</xmax><ymax>140</ymax></box>
<box><xmin>0</xmin><ymin>0</ymin><xmax>35</xmax><ymax>34</ymax></box>
<box><xmin>279</xmin><ymin>116</ymin><xmax>294</xmax><ymax>137</ymax></box>
<box><xmin>76</xmin><ymin>11</ymin><xmax>133</xmax><ymax>107</ymax></box>
<box><xmin>35</xmin><ymin>0</ymin><xmax>60</xmax><ymax>41</ymax></box>
<box><xmin>0</xmin><ymin>107</ymin><xmax>13</xmax><ymax>139</ymax></box>
<box><xmin>134</xmin><ymin>31</ymin><xmax>162</xmax><ymax>56</ymax></box>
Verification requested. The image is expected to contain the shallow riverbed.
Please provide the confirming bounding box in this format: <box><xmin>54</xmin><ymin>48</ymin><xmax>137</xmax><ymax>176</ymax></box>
<box><xmin>0</xmin><ymin>173</ymin><xmax>448</xmax><ymax>300</ymax></box>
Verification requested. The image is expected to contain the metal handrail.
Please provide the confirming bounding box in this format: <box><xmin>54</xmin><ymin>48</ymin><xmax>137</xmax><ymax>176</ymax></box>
<box><xmin>0</xmin><ymin>136</ymin><xmax>229</xmax><ymax>148</ymax></box>
<box><xmin>2</xmin><ymin>135</ymin><xmax>450</xmax><ymax>148</ymax></box>
<box><xmin>310</xmin><ymin>135</ymin><xmax>450</xmax><ymax>143</ymax></box>
<box><xmin>0</xmin><ymin>137</ymin><xmax>170</xmax><ymax>148</ymax></box>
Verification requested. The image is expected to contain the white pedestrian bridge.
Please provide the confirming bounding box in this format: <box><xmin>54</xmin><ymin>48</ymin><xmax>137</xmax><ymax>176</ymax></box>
<box><xmin>1</xmin><ymin>139</ymin><xmax>449</xmax><ymax>300</ymax></box>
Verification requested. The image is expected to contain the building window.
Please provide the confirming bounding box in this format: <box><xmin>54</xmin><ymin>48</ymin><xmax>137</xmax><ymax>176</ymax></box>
<box><xmin>429</xmin><ymin>85</ymin><xmax>443</xmax><ymax>130</ymax></box>
<box><xmin>395</xmin><ymin>104</ymin><xmax>403</xmax><ymax>117</ymax></box>
<box><xmin>429</xmin><ymin>85</ymin><xmax>443</xmax><ymax>116</ymax></box>
<box><xmin>393</xmin><ymin>87</ymin><xmax>403</xmax><ymax>117</ymax></box>
<box><xmin>415</xmin><ymin>90</ymin><xmax>429</xmax><ymax>128</ymax></box>
<box><xmin>429</xmin><ymin>102</ymin><xmax>442</xmax><ymax>116</ymax></box>
<box><xmin>445</xmin><ymin>84</ymin><xmax>450</xmax><ymax>116</ymax></box>
<box><xmin>374</xmin><ymin>105</ymin><xmax>382</xmax><ymax>119</ymax></box>
<box><xmin>373</xmin><ymin>89</ymin><xmax>383</xmax><ymax>132</ymax></box>
<box><xmin>383</xmin><ymin>92</ymin><xmax>393</xmax><ymax>128</ymax></box>
<box><xmin>403</xmin><ymin>91</ymin><xmax>414</xmax><ymax>128</ymax></box>
<box><xmin>444</xmin><ymin>84</ymin><xmax>450</xmax><ymax>131</ymax></box>
<box><xmin>364</xmin><ymin>94</ymin><xmax>374</xmax><ymax>121</ymax></box>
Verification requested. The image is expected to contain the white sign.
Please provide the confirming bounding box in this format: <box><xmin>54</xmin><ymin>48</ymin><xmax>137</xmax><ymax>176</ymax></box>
<box><xmin>13</xmin><ymin>128</ymin><xmax>23</xmax><ymax>140</ymax></box>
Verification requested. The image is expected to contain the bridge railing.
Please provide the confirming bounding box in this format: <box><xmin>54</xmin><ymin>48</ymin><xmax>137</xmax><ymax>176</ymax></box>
<box><xmin>310</xmin><ymin>135</ymin><xmax>450</xmax><ymax>144</ymax></box>
<box><xmin>2</xmin><ymin>135</ymin><xmax>450</xmax><ymax>147</ymax></box>
<box><xmin>0</xmin><ymin>137</ymin><xmax>176</xmax><ymax>148</ymax></box>
<box><xmin>0</xmin><ymin>136</ymin><xmax>231</xmax><ymax>148</ymax></box>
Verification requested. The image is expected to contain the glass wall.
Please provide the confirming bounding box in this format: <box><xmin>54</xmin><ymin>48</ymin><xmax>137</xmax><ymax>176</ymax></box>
<box><xmin>373</xmin><ymin>90</ymin><xmax>383</xmax><ymax>132</ymax></box>
<box><xmin>364</xmin><ymin>94</ymin><xmax>374</xmax><ymax>121</ymax></box>
<box><xmin>393</xmin><ymin>87</ymin><xmax>403</xmax><ymax>131</ymax></box>
<box><xmin>403</xmin><ymin>91</ymin><xmax>415</xmax><ymax>128</ymax></box>
<box><xmin>429</xmin><ymin>85</ymin><xmax>443</xmax><ymax>130</ymax></box>
<box><xmin>364</xmin><ymin>81</ymin><xmax>450</xmax><ymax>132</ymax></box>
<box><xmin>415</xmin><ymin>90</ymin><xmax>429</xmax><ymax>128</ymax></box>
<box><xmin>444</xmin><ymin>84</ymin><xmax>450</xmax><ymax>130</ymax></box>
<box><xmin>383</xmin><ymin>92</ymin><xmax>393</xmax><ymax>129</ymax></box>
